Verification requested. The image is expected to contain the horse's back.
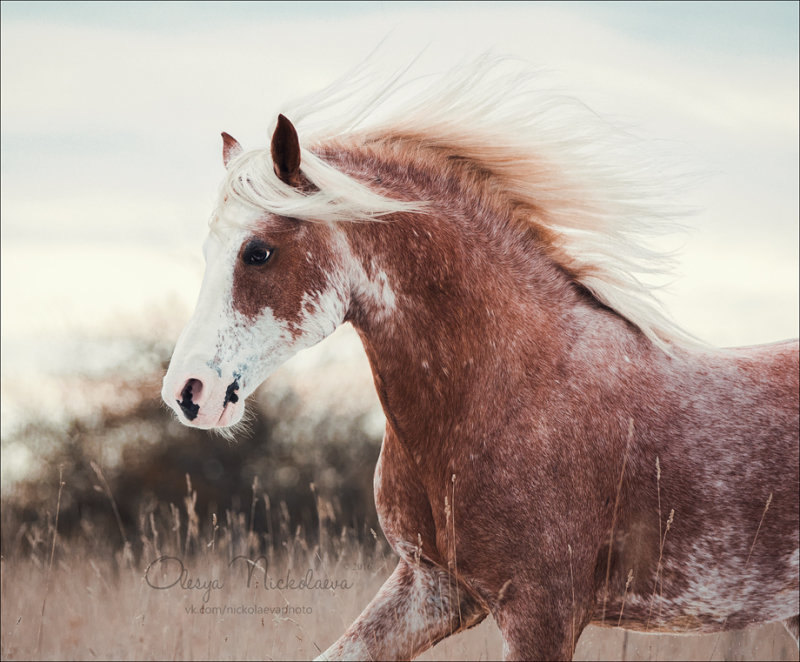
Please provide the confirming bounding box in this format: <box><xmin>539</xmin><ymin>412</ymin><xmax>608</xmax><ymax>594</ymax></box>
<box><xmin>682</xmin><ymin>337</ymin><xmax>798</xmax><ymax>444</ymax></box>
<box><xmin>671</xmin><ymin>337</ymin><xmax>799</xmax><ymax>525</ymax></box>
<box><xmin>716</xmin><ymin>337</ymin><xmax>799</xmax><ymax>453</ymax></box>
<box><xmin>721</xmin><ymin>334</ymin><xmax>797</xmax><ymax>378</ymax></box>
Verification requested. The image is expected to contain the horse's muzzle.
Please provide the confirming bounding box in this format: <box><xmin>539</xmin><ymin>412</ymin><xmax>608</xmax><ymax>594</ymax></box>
<box><xmin>162</xmin><ymin>364</ymin><xmax>243</xmax><ymax>428</ymax></box>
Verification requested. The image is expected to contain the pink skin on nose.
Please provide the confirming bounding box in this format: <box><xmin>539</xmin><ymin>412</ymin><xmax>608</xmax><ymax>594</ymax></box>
<box><xmin>173</xmin><ymin>375</ymin><xmax>241</xmax><ymax>427</ymax></box>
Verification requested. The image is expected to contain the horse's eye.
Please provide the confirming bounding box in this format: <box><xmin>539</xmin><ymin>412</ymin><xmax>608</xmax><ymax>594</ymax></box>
<box><xmin>242</xmin><ymin>240</ymin><xmax>274</xmax><ymax>266</ymax></box>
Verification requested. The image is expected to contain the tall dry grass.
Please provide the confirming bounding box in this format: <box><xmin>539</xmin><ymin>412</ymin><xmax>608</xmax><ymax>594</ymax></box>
<box><xmin>2</xmin><ymin>336</ymin><xmax>797</xmax><ymax>661</ymax></box>
<box><xmin>2</xmin><ymin>468</ymin><xmax>392</xmax><ymax>661</ymax></box>
<box><xmin>2</xmin><ymin>467</ymin><xmax>797</xmax><ymax>661</ymax></box>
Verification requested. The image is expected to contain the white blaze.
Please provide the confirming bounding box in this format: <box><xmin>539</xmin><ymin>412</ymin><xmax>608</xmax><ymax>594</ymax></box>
<box><xmin>163</xmin><ymin>201</ymin><xmax>356</xmax><ymax>429</ymax></box>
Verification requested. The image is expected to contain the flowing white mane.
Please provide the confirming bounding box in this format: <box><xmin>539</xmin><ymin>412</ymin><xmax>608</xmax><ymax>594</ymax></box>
<box><xmin>217</xmin><ymin>56</ymin><xmax>698</xmax><ymax>351</ymax></box>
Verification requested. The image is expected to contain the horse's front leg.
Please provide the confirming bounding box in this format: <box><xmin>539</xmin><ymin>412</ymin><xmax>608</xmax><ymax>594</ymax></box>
<box><xmin>316</xmin><ymin>559</ymin><xmax>487</xmax><ymax>661</ymax></box>
<box><xmin>490</xmin><ymin>552</ymin><xmax>596</xmax><ymax>661</ymax></box>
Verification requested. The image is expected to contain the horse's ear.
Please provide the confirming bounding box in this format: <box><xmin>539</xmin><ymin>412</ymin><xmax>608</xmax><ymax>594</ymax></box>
<box><xmin>222</xmin><ymin>132</ymin><xmax>243</xmax><ymax>168</ymax></box>
<box><xmin>270</xmin><ymin>114</ymin><xmax>302</xmax><ymax>187</ymax></box>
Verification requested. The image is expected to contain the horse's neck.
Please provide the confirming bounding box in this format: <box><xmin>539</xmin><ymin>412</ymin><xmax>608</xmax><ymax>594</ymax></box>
<box><xmin>342</xmin><ymin>203</ymin><xmax>650</xmax><ymax>456</ymax></box>
<box><xmin>329</xmin><ymin>144</ymin><xmax>666</xmax><ymax>452</ymax></box>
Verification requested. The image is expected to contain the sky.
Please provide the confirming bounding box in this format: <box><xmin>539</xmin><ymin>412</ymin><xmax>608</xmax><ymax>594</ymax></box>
<box><xmin>1</xmin><ymin>1</ymin><xmax>798</xmax><ymax>438</ymax></box>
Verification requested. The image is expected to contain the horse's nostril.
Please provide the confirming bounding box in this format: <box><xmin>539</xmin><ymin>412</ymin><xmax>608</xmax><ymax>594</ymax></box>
<box><xmin>223</xmin><ymin>379</ymin><xmax>240</xmax><ymax>407</ymax></box>
<box><xmin>177</xmin><ymin>378</ymin><xmax>202</xmax><ymax>421</ymax></box>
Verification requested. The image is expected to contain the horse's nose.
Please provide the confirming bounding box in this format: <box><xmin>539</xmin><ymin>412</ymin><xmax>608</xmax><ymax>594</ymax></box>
<box><xmin>177</xmin><ymin>378</ymin><xmax>203</xmax><ymax>421</ymax></box>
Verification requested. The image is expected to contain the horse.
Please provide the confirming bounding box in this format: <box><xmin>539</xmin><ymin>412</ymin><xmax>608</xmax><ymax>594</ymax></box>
<box><xmin>161</xmin><ymin>59</ymin><xmax>799</xmax><ymax>660</ymax></box>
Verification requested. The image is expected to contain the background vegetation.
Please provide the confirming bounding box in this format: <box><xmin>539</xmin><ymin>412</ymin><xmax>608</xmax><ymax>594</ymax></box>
<box><xmin>2</xmin><ymin>329</ymin><xmax>798</xmax><ymax>661</ymax></box>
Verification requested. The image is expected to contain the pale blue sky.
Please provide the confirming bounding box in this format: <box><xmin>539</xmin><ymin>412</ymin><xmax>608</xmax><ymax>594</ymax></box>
<box><xmin>2</xmin><ymin>0</ymin><xmax>798</xmax><ymax>57</ymax></box>
<box><xmin>0</xmin><ymin>0</ymin><xmax>798</xmax><ymax>453</ymax></box>
<box><xmin>1</xmin><ymin>0</ymin><xmax>798</xmax><ymax>387</ymax></box>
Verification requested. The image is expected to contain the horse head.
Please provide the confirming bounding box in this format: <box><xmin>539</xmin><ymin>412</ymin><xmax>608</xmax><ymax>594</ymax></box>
<box><xmin>161</xmin><ymin>116</ymin><xmax>351</xmax><ymax>429</ymax></box>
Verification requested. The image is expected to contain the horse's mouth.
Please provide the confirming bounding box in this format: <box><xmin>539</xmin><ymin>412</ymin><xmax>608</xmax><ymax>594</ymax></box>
<box><xmin>216</xmin><ymin>402</ymin><xmax>239</xmax><ymax>427</ymax></box>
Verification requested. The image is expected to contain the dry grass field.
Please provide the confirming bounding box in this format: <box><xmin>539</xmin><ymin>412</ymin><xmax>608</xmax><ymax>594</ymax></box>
<box><xmin>2</xmin><ymin>337</ymin><xmax>798</xmax><ymax>661</ymax></box>
<box><xmin>2</xmin><ymin>473</ymin><xmax>797</xmax><ymax>662</ymax></box>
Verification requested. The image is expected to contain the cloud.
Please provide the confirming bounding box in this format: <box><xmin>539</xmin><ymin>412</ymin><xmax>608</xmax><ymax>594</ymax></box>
<box><xmin>0</xmin><ymin>3</ymin><xmax>797</xmax><ymax>352</ymax></box>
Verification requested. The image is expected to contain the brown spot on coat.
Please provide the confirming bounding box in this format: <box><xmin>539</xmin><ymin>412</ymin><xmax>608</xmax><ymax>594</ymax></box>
<box><xmin>231</xmin><ymin>215</ymin><xmax>340</xmax><ymax>333</ymax></box>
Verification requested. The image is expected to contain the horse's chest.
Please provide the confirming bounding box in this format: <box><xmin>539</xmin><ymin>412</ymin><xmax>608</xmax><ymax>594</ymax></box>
<box><xmin>373</xmin><ymin>429</ymin><xmax>441</xmax><ymax>564</ymax></box>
